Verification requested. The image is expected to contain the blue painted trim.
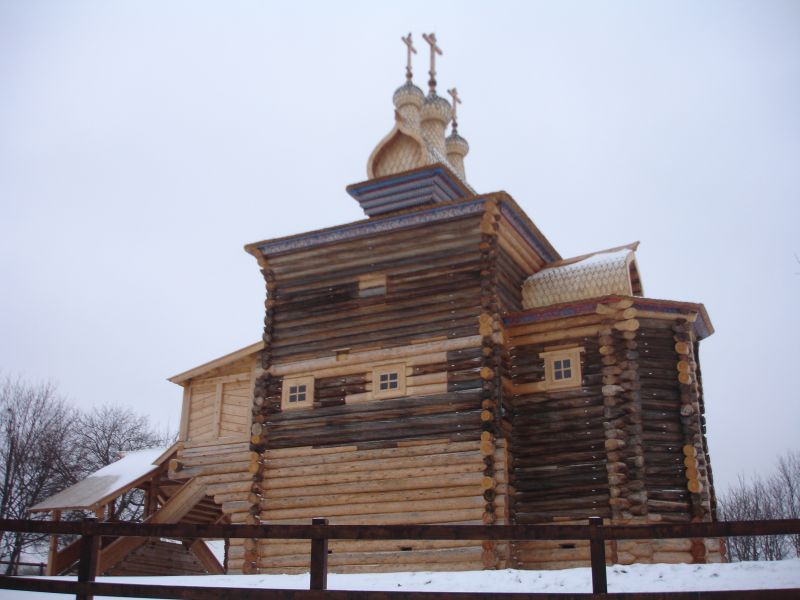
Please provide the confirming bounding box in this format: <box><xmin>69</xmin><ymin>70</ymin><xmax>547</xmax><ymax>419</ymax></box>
<box><xmin>504</xmin><ymin>297</ymin><xmax>712</xmax><ymax>339</ymax></box>
<box><xmin>504</xmin><ymin>301</ymin><xmax>597</xmax><ymax>326</ymax></box>
<box><xmin>500</xmin><ymin>203</ymin><xmax>558</xmax><ymax>263</ymax></box>
<box><xmin>257</xmin><ymin>198</ymin><xmax>486</xmax><ymax>255</ymax></box>
<box><xmin>348</xmin><ymin>166</ymin><xmax>464</xmax><ymax>198</ymax></box>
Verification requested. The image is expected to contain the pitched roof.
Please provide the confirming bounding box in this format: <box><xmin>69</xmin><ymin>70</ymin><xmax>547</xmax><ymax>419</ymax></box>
<box><xmin>168</xmin><ymin>341</ymin><xmax>263</xmax><ymax>385</ymax></box>
<box><xmin>29</xmin><ymin>445</ymin><xmax>176</xmax><ymax>513</ymax></box>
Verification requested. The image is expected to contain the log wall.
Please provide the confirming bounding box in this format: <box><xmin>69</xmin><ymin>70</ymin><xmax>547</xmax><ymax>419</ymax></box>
<box><xmin>240</xmin><ymin>439</ymin><xmax>508</xmax><ymax>573</ymax></box>
<box><xmin>247</xmin><ymin>208</ymin><xmax>509</xmax><ymax>573</ymax></box>
<box><xmin>506</xmin><ymin>300</ymin><xmax>720</xmax><ymax>569</ymax></box>
<box><xmin>263</xmin><ymin>215</ymin><xmax>485</xmax><ymax>362</ymax></box>
<box><xmin>507</xmin><ymin>323</ymin><xmax>611</xmax><ymax>570</ymax></box>
<box><xmin>171</xmin><ymin>188</ymin><xmax>721</xmax><ymax>574</ymax></box>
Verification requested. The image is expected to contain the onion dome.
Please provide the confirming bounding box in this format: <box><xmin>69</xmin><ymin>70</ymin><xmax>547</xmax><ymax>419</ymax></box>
<box><xmin>421</xmin><ymin>92</ymin><xmax>453</xmax><ymax>124</ymax></box>
<box><xmin>445</xmin><ymin>130</ymin><xmax>469</xmax><ymax>180</ymax></box>
<box><xmin>445</xmin><ymin>130</ymin><xmax>469</xmax><ymax>157</ymax></box>
<box><xmin>393</xmin><ymin>81</ymin><xmax>425</xmax><ymax>109</ymax></box>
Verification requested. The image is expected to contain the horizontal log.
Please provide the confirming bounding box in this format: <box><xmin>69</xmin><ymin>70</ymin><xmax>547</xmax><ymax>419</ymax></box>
<box><xmin>260</xmin><ymin>545</ymin><xmax>484</xmax><ymax>570</ymax></box>
<box><xmin>270</xmin><ymin>335</ymin><xmax>483</xmax><ymax>377</ymax></box>
<box><xmin>264</xmin><ymin>440</ymin><xmax>480</xmax><ymax>469</ymax></box>
<box><xmin>261</xmin><ymin>495</ymin><xmax>487</xmax><ymax>521</ymax></box>
<box><xmin>261</xmin><ymin>485</ymin><xmax>482</xmax><ymax>512</ymax></box>
<box><xmin>264</xmin><ymin>449</ymin><xmax>481</xmax><ymax>479</ymax></box>
<box><xmin>262</xmin><ymin>471</ymin><xmax>486</xmax><ymax>500</ymax></box>
<box><xmin>259</xmin><ymin>507</ymin><xmax>485</xmax><ymax>527</ymax></box>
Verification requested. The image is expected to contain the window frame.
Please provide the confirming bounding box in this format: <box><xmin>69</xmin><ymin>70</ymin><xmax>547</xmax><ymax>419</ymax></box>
<box><xmin>372</xmin><ymin>363</ymin><xmax>407</xmax><ymax>400</ymax></box>
<box><xmin>281</xmin><ymin>375</ymin><xmax>315</xmax><ymax>411</ymax></box>
<box><xmin>358</xmin><ymin>273</ymin><xmax>387</xmax><ymax>298</ymax></box>
<box><xmin>539</xmin><ymin>346</ymin><xmax>584</xmax><ymax>390</ymax></box>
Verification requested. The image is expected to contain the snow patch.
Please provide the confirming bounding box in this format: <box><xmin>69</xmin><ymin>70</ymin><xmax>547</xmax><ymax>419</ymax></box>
<box><xmin>1</xmin><ymin>560</ymin><xmax>798</xmax><ymax>599</ymax></box>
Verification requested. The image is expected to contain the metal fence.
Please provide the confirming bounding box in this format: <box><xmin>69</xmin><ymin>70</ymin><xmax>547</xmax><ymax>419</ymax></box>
<box><xmin>1</xmin><ymin>517</ymin><xmax>799</xmax><ymax>599</ymax></box>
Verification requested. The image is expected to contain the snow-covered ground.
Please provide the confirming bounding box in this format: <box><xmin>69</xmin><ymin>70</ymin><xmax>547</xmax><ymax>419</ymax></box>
<box><xmin>1</xmin><ymin>560</ymin><xmax>798</xmax><ymax>598</ymax></box>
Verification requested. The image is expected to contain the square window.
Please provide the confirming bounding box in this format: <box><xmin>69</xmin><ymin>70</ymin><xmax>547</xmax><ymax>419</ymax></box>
<box><xmin>359</xmin><ymin>274</ymin><xmax>387</xmax><ymax>298</ymax></box>
<box><xmin>379</xmin><ymin>372</ymin><xmax>399</xmax><ymax>390</ymax></box>
<box><xmin>282</xmin><ymin>376</ymin><xmax>314</xmax><ymax>410</ymax></box>
<box><xmin>539</xmin><ymin>347</ymin><xmax>584</xmax><ymax>390</ymax></box>
<box><xmin>288</xmin><ymin>384</ymin><xmax>307</xmax><ymax>403</ymax></box>
<box><xmin>372</xmin><ymin>364</ymin><xmax>406</xmax><ymax>399</ymax></box>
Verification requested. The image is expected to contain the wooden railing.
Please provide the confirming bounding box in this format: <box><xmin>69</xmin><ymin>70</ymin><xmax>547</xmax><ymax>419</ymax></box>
<box><xmin>1</xmin><ymin>517</ymin><xmax>799</xmax><ymax>599</ymax></box>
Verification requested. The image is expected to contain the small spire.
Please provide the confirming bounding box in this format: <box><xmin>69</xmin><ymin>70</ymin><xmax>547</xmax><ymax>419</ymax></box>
<box><xmin>422</xmin><ymin>33</ymin><xmax>443</xmax><ymax>94</ymax></box>
<box><xmin>401</xmin><ymin>33</ymin><xmax>417</xmax><ymax>83</ymax></box>
<box><xmin>447</xmin><ymin>87</ymin><xmax>461</xmax><ymax>133</ymax></box>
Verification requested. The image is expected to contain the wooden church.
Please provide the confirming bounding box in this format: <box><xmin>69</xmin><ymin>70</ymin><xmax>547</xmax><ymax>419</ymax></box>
<box><xmin>37</xmin><ymin>33</ymin><xmax>722</xmax><ymax>576</ymax></box>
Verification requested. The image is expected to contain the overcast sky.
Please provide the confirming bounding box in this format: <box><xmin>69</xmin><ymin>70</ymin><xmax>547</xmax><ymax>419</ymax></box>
<box><xmin>1</xmin><ymin>1</ymin><xmax>798</xmax><ymax>494</ymax></box>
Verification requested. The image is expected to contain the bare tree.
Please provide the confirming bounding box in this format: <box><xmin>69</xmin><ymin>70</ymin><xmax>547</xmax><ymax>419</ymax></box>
<box><xmin>773</xmin><ymin>451</ymin><xmax>800</xmax><ymax>555</ymax></box>
<box><xmin>719</xmin><ymin>450</ymin><xmax>800</xmax><ymax>561</ymax></box>
<box><xmin>67</xmin><ymin>404</ymin><xmax>173</xmax><ymax>521</ymax></box>
<box><xmin>0</xmin><ymin>377</ymin><xmax>77</xmax><ymax>574</ymax></box>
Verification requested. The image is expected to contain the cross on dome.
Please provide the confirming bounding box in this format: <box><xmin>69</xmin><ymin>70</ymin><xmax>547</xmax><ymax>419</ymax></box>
<box><xmin>447</xmin><ymin>87</ymin><xmax>461</xmax><ymax>132</ymax></box>
<box><xmin>401</xmin><ymin>33</ymin><xmax>417</xmax><ymax>83</ymax></box>
<box><xmin>422</xmin><ymin>33</ymin><xmax>443</xmax><ymax>94</ymax></box>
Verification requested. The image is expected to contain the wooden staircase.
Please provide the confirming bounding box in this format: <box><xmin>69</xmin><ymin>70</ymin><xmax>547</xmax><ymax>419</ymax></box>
<box><xmin>50</xmin><ymin>478</ymin><xmax>223</xmax><ymax>576</ymax></box>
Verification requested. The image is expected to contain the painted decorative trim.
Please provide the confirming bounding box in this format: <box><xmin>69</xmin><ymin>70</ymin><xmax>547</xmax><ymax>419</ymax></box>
<box><xmin>256</xmin><ymin>198</ymin><xmax>486</xmax><ymax>255</ymax></box>
<box><xmin>500</xmin><ymin>203</ymin><xmax>559</xmax><ymax>263</ymax></box>
<box><xmin>506</xmin><ymin>301</ymin><xmax>599</xmax><ymax>326</ymax></box>
<box><xmin>348</xmin><ymin>166</ymin><xmax>464</xmax><ymax>198</ymax></box>
<box><xmin>504</xmin><ymin>295</ymin><xmax>713</xmax><ymax>339</ymax></box>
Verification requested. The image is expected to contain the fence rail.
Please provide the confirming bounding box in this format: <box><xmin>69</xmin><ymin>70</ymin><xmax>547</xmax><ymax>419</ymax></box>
<box><xmin>0</xmin><ymin>559</ymin><xmax>46</xmax><ymax>576</ymax></box>
<box><xmin>1</xmin><ymin>517</ymin><xmax>799</xmax><ymax>600</ymax></box>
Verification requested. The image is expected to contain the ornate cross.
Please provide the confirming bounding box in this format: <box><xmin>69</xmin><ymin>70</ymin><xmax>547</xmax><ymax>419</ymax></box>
<box><xmin>422</xmin><ymin>33</ymin><xmax>443</xmax><ymax>94</ymax></box>
<box><xmin>401</xmin><ymin>33</ymin><xmax>417</xmax><ymax>83</ymax></box>
<box><xmin>447</xmin><ymin>87</ymin><xmax>461</xmax><ymax>131</ymax></box>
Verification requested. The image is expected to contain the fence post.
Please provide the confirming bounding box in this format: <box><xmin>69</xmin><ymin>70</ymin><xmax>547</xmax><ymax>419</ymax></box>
<box><xmin>310</xmin><ymin>518</ymin><xmax>328</xmax><ymax>591</ymax></box>
<box><xmin>588</xmin><ymin>517</ymin><xmax>607</xmax><ymax>594</ymax></box>
<box><xmin>76</xmin><ymin>517</ymin><xmax>99</xmax><ymax>600</ymax></box>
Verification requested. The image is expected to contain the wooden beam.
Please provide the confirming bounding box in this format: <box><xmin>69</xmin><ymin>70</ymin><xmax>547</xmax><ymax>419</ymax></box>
<box><xmin>46</xmin><ymin>510</ymin><xmax>61</xmax><ymax>576</ymax></box>
<box><xmin>187</xmin><ymin>540</ymin><xmax>224</xmax><ymax>574</ymax></box>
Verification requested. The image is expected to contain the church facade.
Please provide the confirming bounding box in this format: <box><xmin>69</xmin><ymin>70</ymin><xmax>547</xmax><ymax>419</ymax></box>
<box><xmin>168</xmin><ymin>34</ymin><xmax>722</xmax><ymax>573</ymax></box>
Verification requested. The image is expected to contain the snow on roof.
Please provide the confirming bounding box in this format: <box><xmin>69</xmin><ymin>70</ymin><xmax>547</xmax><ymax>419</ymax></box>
<box><xmin>30</xmin><ymin>447</ymin><xmax>170</xmax><ymax>513</ymax></box>
<box><xmin>523</xmin><ymin>244</ymin><xmax>642</xmax><ymax>309</ymax></box>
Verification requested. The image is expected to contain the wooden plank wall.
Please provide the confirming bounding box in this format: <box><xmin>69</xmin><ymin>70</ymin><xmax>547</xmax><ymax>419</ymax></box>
<box><xmin>186</xmin><ymin>382</ymin><xmax>216</xmax><ymax>441</ymax></box>
<box><xmin>220</xmin><ymin>379</ymin><xmax>251</xmax><ymax>439</ymax></box>
<box><xmin>185</xmin><ymin>356</ymin><xmax>256</xmax><ymax>443</ymax></box>
<box><xmin>175</xmin><ymin>358</ymin><xmax>259</xmax><ymax>570</ymax></box>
